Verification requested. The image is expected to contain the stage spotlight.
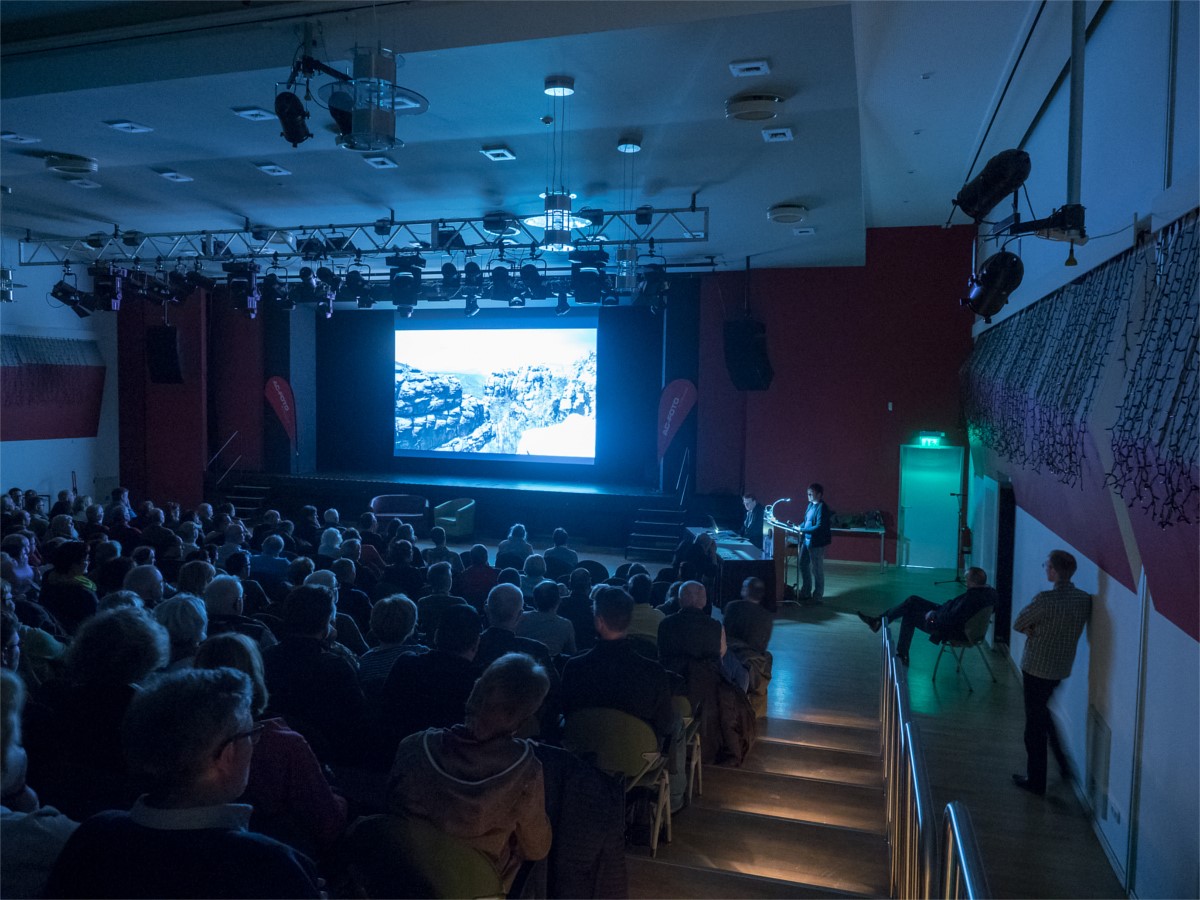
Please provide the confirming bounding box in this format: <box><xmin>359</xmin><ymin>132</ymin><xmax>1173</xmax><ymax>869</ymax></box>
<box><xmin>185</xmin><ymin>269</ymin><xmax>217</xmax><ymax>292</ymax></box>
<box><xmin>290</xmin><ymin>267</ymin><xmax>320</xmax><ymax>304</ymax></box>
<box><xmin>520</xmin><ymin>263</ymin><xmax>552</xmax><ymax>300</ymax></box>
<box><xmin>555</xmin><ymin>289</ymin><xmax>570</xmax><ymax>316</ymax></box>
<box><xmin>488</xmin><ymin>265</ymin><xmax>516</xmax><ymax>303</ymax></box>
<box><xmin>340</xmin><ymin>269</ymin><xmax>371</xmax><ymax>307</ymax></box>
<box><xmin>440</xmin><ymin>262</ymin><xmax>461</xmax><ymax>298</ymax></box>
<box><xmin>961</xmin><ymin>250</ymin><xmax>1023</xmax><ymax>323</ymax></box>
<box><xmin>51</xmin><ymin>280</ymin><xmax>93</xmax><ymax>318</ymax></box>
<box><xmin>389</xmin><ymin>268</ymin><xmax>420</xmax><ymax>307</ymax></box>
<box><xmin>601</xmin><ymin>287</ymin><xmax>620</xmax><ymax>307</ymax></box>
<box><xmin>88</xmin><ymin>264</ymin><xmax>127</xmax><ymax>312</ymax></box>
<box><xmin>223</xmin><ymin>261</ymin><xmax>261</xmax><ymax>319</ymax></box>
<box><xmin>634</xmin><ymin>263</ymin><xmax>669</xmax><ymax>313</ymax></box>
<box><xmin>954</xmin><ymin>149</ymin><xmax>1031</xmax><ymax>221</ymax></box>
<box><xmin>260</xmin><ymin>272</ymin><xmax>294</xmax><ymax>311</ymax></box>
<box><xmin>315</xmin><ymin>266</ymin><xmax>342</xmax><ymax>294</ymax></box>
<box><xmin>134</xmin><ymin>269</ymin><xmax>175</xmax><ymax>306</ymax></box>
<box><xmin>275</xmin><ymin>90</ymin><xmax>313</xmax><ymax>147</ymax></box>
<box><xmin>571</xmin><ymin>263</ymin><xmax>603</xmax><ymax>304</ymax></box>
<box><xmin>465</xmin><ymin>295</ymin><xmax>480</xmax><ymax>317</ymax></box>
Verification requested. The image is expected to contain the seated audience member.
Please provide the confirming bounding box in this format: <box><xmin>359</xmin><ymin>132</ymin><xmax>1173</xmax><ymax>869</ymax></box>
<box><xmin>78</xmin><ymin>504</ymin><xmax>108</xmax><ymax>546</ymax></box>
<box><xmin>138</xmin><ymin>509</ymin><xmax>178</xmax><ymax>556</ymax></box>
<box><xmin>386</xmin><ymin>653</ymin><xmax>552</xmax><ymax>890</ymax></box>
<box><xmin>24</xmin><ymin>608</ymin><xmax>169</xmax><ymax>819</ymax></box>
<box><xmin>129</xmin><ymin>545</ymin><xmax>157</xmax><ymax>568</ymax></box>
<box><xmin>294</xmin><ymin>506</ymin><xmax>322</xmax><ymax>552</ymax></box>
<box><xmin>251</xmin><ymin>534</ymin><xmax>291</xmax><ymax>587</ymax></box>
<box><xmin>48</xmin><ymin>489</ymin><xmax>75</xmax><ymax>519</ymax></box>
<box><xmin>517</xmin><ymin>582</ymin><xmax>577</xmax><ymax>657</ymax></box>
<box><xmin>357</xmin><ymin>512</ymin><xmax>386</xmax><ymax>553</ymax></box>
<box><xmin>315</xmin><ymin>528</ymin><xmax>343</xmax><ymax>570</ymax></box>
<box><xmin>205</xmin><ymin>574</ymin><xmax>277</xmax><ymax>649</ymax></box>
<box><xmin>358</xmin><ymin>595</ymin><xmax>422</xmax><ymax>702</ymax></box>
<box><xmin>423</xmin><ymin>526</ymin><xmax>464</xmax><ymax>575</ymax></box>
<box><xmin>339</xmin><ymin>540</ymin><xmax>379</xmax><ymax>595</ymax></box>
<box><xmin>657</xmin><ymin>581</ymin><xmax>724</xmax><ymax>682</ymax></box>
<box><xmin>542</xmin><ymin>527</ymin><xmax>579</xmax><ymax>579</ymax></box>
<box><xmin>176</xmin><ymin>558</ymin><xmax>217</xmax><ymax>599</ymax></box>
<box><xmin>458</xmin><ymin>544</ymin><xmax>500</xmax><ymax>612</ymax></box>
<box><xmin>250</xmin><ymin>510</ymin><xmax>282</xmax><ymax>552</ymax></box>
<box><xmin>416</xmin><ymin>562</ymin><xmax>468</xmax><ymax>642</ymax></box>
<box><xmin>322</xmin><ymin>508</ymin><xmax>345</xmax><ymax>535</ymax></box>
<box><xmin>91</xmin><ymin>543</ymin><xmax>132</xmax><ymax>597</ymax></box>
<box><xmin>302</xmin><ymin>570</ymin><xmax>369</xmax><ymax>658</ymax></box>
<box><xmin>71</xmin><ymin>495</ymin><xmax>91</xmax><ymax>522</ymax></box>
<box><xmin>477</xmin><ymin>584</ymin><xmax>553</xmax><ymax>671</ymax></box>
<box><xmin>177</xmin><ymin>521</ymin><xmax>202</xmax><ymax>558</ymax></box>
<box><xmin>626</xmin><ymin>573</ymin><xmax>664</xmax><ymax>649</ymax></box>
<box><xmin>1</xmin><ymin>535</ymin><xmax>39</xmax><ymax>600</ymax></box>
<box><xmin>381</xmin><ymin>604</ymin><xmax>482</xmax><ymax>743</ymax></box>
<box><xmin>162</xmin><ymin>501</ymin><xmax>182</xmax><ymax>532</ymax></box>
<box><xmin>558</xmin><ymin>568</ymin><xmax>598</xmax><ymax>651</ymax></box>
<box><xmin>153</xmin><ymin>594</ymin><xmax>208</xmax><ymax>670</ymax></box>
<box><xmin>497</xmin><ymin>567</ymin><xmax>521</xmax><ymax>588</ymax></box>
<box><xmin>377</xmin><ymin>540</ymin><xmax>426</xmax><ymax>602</ymax></box>
<box><xmin>194</xmin><ymin>502</ymin><xmax>215</xmax><ymax>536</ymax></box>
<box><xmin>657</xmin><ymin>580</ymin><xmax>685</xmax><ymax>617</ymax></box>
<box><xmin>129</xmin><ymin>499</ymin><xmax>156</xmax><ymax>531</ymax></box>
<box><xmin>194</xmin><ymin>634</ymin><xmax>348</xmax><ymax>859</ymax></box>
<box><xmin>47</xmin><ymin>514</ymin><xmax>78</xmax><ymax>542</ymax></box>
<box><xmin>561</xmin><ymin>586</ymin><xmax>686</xmax><ymax>810</ymax></box>
<box><xmin>123</xmin><ymin>564</ymin><xmax>165</xmax><ymax>608</ymax></box>
<box><xmin>3</xmin><ymin>591</ymin><xmax>66</xmax><ymax>690</ymax></box>
<box><xmin>520</xmin><ymin>554</ymin><xmax>552</xmax><ymax>600</ymax></box>
<box><xmin>44</xmin><ymin>668</ymin><xmax>321</xmax><ymax>899</ymax></box>
<box><xmin>261</xmin><ymin>585</ymin><xmax>367</xmax><ymax>765</ymax></box>
<box><xmin>223</xmin><ymin>551</ymin><xmax>271</xmax><ymax>618</ymax></box>
<box><xmin>724</xmin><ymin>576</ymin><xmax>776</xmax><ymax>654</ymax></box>
<box><xmin>2</xmin><ymin>565</ymin><xmax>64</xmax><ymax>642</ymax></box>
<box><xmin>396</xmin><ymin>523</ymin><xmax>426</xmax><ymax>566</ymax></box>
<box><xmin>1</xmin><ymin>668</ymin><xmax>79</xmax><ymax>900</ymax></box>
<box><xmin>37</xmin><ymin>542</ymin><xmax>98</xmax><ymax>636</ymax></box>
<box><xmin>497</xmin><ymin>523</ymin><xmax>534</xmax><ymax>567</ymax></box>
<box><xmin>97</xmin><ymin>590</ymin><xmax>143</xmax><ymax>612</ymax></box>
<box><xmin>105</xmin><ymin>505</ymin><xmax>141</xmax><ymax>549</ymax></box>
<box><xmin>216</xmin><ymin>523</ymin><xmax>249</xmax><ymax>570</ymax></box>
<box><xmin>331</xmin><ymin>558</ymin><xmax>372</xmax><ymax>634</ymax></box>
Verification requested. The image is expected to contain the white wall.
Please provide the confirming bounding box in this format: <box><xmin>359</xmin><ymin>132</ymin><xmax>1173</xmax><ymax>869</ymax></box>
<box><xmin>968</xmin><ymin>3</ymin><xmax>1199</xmax><ymax>895</ymax></box>
<box><xmin>0</xmin><ymin>234</ymin><xmax>121</xmax><ymax>500</ymax></box>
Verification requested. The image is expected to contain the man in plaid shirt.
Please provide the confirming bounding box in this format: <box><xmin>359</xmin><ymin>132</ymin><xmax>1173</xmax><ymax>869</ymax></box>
<box><xmin>1012</xmin><ymin>549</ymin><xmax>1092</xmax><ymax>796</ymax></box>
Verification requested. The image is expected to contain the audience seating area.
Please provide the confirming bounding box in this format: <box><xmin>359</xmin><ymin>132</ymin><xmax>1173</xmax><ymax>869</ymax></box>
<box><xmin>0</xmin><ymin>482</ymin><xmax>767</xmax><ymax>899</ymax></box>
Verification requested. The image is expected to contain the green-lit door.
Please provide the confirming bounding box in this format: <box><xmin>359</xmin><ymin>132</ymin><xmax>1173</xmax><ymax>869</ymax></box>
<box><xmin>898</xmin><ymin>444</ymin><xmax>963</xmax><ymax>569</ymax></box>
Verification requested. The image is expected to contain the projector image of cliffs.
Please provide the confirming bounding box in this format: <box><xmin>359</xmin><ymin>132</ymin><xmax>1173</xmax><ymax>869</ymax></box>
<box><xmin>394</xmin><ymin>352</ymin><xmax>597</xmax><ymax>456</ymax></box>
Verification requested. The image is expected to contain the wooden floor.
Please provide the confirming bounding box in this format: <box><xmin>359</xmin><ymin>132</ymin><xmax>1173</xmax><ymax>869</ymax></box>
<box><xmin>576</xmin><ymin>551</ymin><xmax>1127</xmax><ymax>899</ymax></box>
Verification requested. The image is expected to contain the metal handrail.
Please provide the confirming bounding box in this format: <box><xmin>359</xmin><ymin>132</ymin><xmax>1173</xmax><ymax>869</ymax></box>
<box><xmin>879</xmin><ymin>629</ymin><xmax>943</xmax><ymax>899</ymax></box>
<box><xmin>941</xmin><ymin>801</ymin><xmax>992</xmax><ymax>899</ymax></box>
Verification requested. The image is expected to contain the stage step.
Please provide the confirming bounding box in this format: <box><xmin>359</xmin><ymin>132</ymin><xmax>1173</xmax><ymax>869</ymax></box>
<box><xmin>696</xmin><ymin>766</ymin><xmax>885</xmax><ymax>834</ymax></box>
<box><xmin>740</xmin><ymin>739</ymin><xmax>883</xmax><ymax>787</ymax></box>
<box><xmin>626</xmin><ymin>508</ymin><xmax>685</xmax><ymax>560</ymax></box>
<box><xmin>626</xmin><ymin>857</ymin><xmax>859</xmax><ymax>899</ymax></box>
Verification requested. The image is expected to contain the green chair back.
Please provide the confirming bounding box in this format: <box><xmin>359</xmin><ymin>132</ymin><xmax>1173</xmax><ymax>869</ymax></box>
<box><xmin>960</xmin><ymin>605</ymin><xmax>994</xmax><ymax>644</ymax></box>
<box><xmin>563</xmin><ymin>707</ymin><xmax>660</xmax><ymax>777</ymax></box>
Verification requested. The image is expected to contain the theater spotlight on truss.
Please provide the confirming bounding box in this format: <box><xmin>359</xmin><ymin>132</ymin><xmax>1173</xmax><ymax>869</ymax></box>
<box><xmin>634</xmin><ymin>262</ymin><xmax>669</xmax><ymax>314</ymax></box>
<box><xmin>488</xmin><ymin>264</ymin><xmax>517</xmax><ymax>304</ymax></box>
<box><xmin>569</xmin><ymin>248</ymin><xmax>608</xmax><ymax>305</ymax></box>
<box><xmin>438</xmin><ymin>262</ymin><xmax>461</xmax><ymax>299</ymax></box>
<box><xmin>341</xmin><ymin>268</ymin><xmax>372</xmax><ymax>308</ymax></box>
<box><xmin>387</xmin><ymin>253</ymin><xmax>424</xmax><ymax>309</ymax></box>
<box><xmin>222</xmin><ymin>261</ymin><xmax>261</xmax><ymax>319</ymax></box>
<box><xmin>88</xmin><ymin>264</ymin><xmax>127</xmax><ymax>312</ymax></box>
<box><xmin>954</xmin><ymin>149</ymin><xmax>1031</xmax><ymax>222</ymax></box>
<box><xmin>961</xmin><ymin>251</ymin><xmax>1023</xmax><ymax>323</ymax></box>
<box><xmin>50</xmin><ymin>272</ymin><xmax>94</xmax><ymax>318</ymax></box>
<box><xmin>315</xmin><ymin>266</ymin><xmax>342</xmax><ymax>294</ymax></box>
<box><xmin>520</xmin><ymin>263</ymin><xmax>552</xmax><ymax>300</ymax></box>
<box><xmin>260</xmin><ymin>272</ymin><xmax>294</xmax><ymax>311</ymax></box>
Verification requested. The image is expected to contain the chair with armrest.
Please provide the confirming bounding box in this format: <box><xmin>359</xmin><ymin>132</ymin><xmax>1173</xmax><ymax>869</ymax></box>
<box><xmin>369</xmin><ymin>495</ymin><xmax>430</xmax><ymax>536</ymax></box>
<box><xmin>433</xmin><ymin>498</ymin><xmax>476</xmax><ymax>540</ymax></box>
<box><xmin>576</xmin><ymin>559</ymin><xmax>610</xmax><ymax>585</ymax></box>
<box><xmin>931</xmin><ymin>605</ymin><xmax>997</xmax><ymax>692</ymax></box>
<box><xmin>563</xmin><ymin>707</ymin><xmax>672</xmax><ymax>856</ymax></box>
<box><xmin>345</xmin><ymin>813</ymin><xmax>504</xmax><ymax>899</ymax></box>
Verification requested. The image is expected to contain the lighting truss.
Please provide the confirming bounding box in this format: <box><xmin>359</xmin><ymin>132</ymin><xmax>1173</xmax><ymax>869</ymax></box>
<box><xmin>17</xmin><ymin>207</ymin><xmax>710</xmax><ymax>267</ymax></box>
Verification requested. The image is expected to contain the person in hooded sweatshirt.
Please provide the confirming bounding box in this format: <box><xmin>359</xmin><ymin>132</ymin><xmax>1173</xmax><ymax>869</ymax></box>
<box><xmin>385</xmin><ymin>653</ymin><xmax>551</xmax><ymax>890</ymax></box>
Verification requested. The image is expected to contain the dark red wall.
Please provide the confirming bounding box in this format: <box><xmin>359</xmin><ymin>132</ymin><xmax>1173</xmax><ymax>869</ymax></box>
<box><xmin>210</xmin><ymin>301</ymin><xmax>264</xmax><ymax>473</ymax></box>
<box><xmin>697</xmin><ymin>225</ymin><xmax>976</xmax><ymax>563</ymax></box>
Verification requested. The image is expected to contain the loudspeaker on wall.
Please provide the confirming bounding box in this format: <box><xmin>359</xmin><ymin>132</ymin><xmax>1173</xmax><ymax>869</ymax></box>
<box><xmin>723</xmin><ymin>319</ymin><xmax>773</xmax><ymax>390</ymax></box>
<box><xmin>146</xmin><ymin>325</ymin><xmax>184</xmax><ymax>384</ymax></box>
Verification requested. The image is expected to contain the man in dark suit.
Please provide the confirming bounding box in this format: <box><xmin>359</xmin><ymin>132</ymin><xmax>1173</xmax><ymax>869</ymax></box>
<box><xmin>740</xmin><ymin>493</ymin><xmax>765</xmax><ymax>547</ymax></box>
<box><xmin>857</xmin><ymin>567</ymin><xmax>998</xmax><ymax>665</ymax></box>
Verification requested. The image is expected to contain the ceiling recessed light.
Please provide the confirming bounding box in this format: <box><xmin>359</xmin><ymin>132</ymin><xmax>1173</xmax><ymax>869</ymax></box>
<box><xmin>157</xmin><ymin>169</ymin><xmax>194</xmax><ymax>182</ymax></box>
<box><xmin>45</xmin><ymin>154</ymin><xmax>98</xmax><ymax>175</ymax></box>
<box><xmin>793</xmin><ymin>226</ymin><xmax>816</xmax><ymax>236</ymax></box>
<box><xmin>725</xmin><ymin>94</ymin><xmax>783</xmax><ymax>121</ymax></box>
<box><xmin>543</xmin><ymin>75</ymin><xmax>575</xmax><ymax>97</ymax></box>
<box><xmin>616</xmin><ymin>137</ymin><xmax>641</xmax><ymax>154</ymax></box>
<box><xmin>768</xmin><ymin>203</ymin><xmax>808</xmax><ymax>224</ymax></box>
<box><xmin>233</xmin><ymin>107</ymin><xmax>275</xmax><ymax>121</ymax></box>
<box><xmin>0</xmin><ymin>131</ymin><xmax>40</xmax><ymax>144</ymax></box>
<box><xmin>254</xmin><ymin>162</ymin><xmax>291</xmax><ymax>176</ymax></box>
<box><xmin>364</xmin><ymin>156</ymin><xmax>399</xmax><ymax>169</ymax></box>
<box><xmin>761</xmin><ymin>127</ymin><xmax>793</xmax><ymax>143</ymax></box>
<box><xmin>68</xmin><ymin>178</ymin><xmax>102</xmax><ymax>189</ymax></box>
<box><xmin>105</xmin><ymin>119</ymin><xmax>153</xmax><ymax>134</ymax></box>
<box><xmin>480</xmin><ymin>145</ymin><xmax>516</xmax><ymax>161</ymax></box>
<box><xmin>729</xmin><ymin>59</ymin><xmax>771</xmax><ymax>77</ymax></box>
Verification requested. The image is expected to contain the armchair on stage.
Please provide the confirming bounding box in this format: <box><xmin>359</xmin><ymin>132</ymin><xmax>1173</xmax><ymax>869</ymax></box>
<box><xmin>433</xmin><ymin>498</ymin><xmax>476</xmax><ymax>540</ymax></box>
<box><xmin>369</xmin><ymin>494</ymin><xmax>430</xmax><ymax>534</ymax></box>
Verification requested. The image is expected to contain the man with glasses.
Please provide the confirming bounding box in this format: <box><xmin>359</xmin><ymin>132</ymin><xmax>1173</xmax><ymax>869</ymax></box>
<box><xmin>45</xmin><ymin>667</ymin><xmax>320</xmax><ymax>898</ymax></box>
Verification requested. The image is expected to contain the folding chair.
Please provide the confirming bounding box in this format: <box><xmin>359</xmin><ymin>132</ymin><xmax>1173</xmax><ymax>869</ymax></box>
<box><xmin>931</xmin><ymin>605</ymin><xmax>997</xmax><ymax>692</ymax></box>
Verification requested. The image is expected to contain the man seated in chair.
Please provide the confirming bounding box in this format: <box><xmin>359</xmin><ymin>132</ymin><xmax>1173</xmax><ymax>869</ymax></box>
<box><xmin>387</xmin><ymin>653</ymin><xmax>552</xmax><ymax>891</ymax></box>
<box><xmin>857</xmin><ymin>567</ymin><xmax>997</xmax><ymax>666</ymax></box>
<box><xmin>562</xmin><ymin>587</ymin><xmax>687</xmax><ymax>810</ymax></box>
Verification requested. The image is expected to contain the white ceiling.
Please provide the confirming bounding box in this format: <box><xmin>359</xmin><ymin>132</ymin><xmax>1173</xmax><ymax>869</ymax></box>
<box><xmin>0</xmin><ymin>0</ymin><xmax>1081</xmax><ymax>272</ymax></box>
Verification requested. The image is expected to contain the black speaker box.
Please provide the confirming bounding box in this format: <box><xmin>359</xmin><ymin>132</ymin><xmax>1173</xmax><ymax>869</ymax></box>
<box><xmin>723</xmin><ymin>319</ymin><xmax>774</xmax><ymax>390</ymax></box>
<box><xmin>146</xmin><ymin>325</ymin><xmax>184</xmax><ymax>384</ymax></box>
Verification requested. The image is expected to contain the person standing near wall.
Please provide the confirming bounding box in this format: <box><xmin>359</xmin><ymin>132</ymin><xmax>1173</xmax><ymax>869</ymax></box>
<box><xmin>1011</xmin><ymin>549</ymin><xmax>1092</xmax><ymax>797</ymax></box>
<box><xmin>797</xmin><ymin>483</ymin><xmax>831</xmax><ymax>604</ymax></box>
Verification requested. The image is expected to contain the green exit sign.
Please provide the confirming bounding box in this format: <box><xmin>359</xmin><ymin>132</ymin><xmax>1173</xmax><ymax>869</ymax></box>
<box><xmin>918</xmin><ymin>432</ymin><xmax>944</xmax><ymax>447</ymax></box>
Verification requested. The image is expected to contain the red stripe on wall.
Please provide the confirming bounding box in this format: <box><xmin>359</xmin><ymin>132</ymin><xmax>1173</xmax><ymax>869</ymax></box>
<box><xmin>1</xmin><ymin>363</ymin><xmax>106</xmax><ymax>441</ymax></box>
